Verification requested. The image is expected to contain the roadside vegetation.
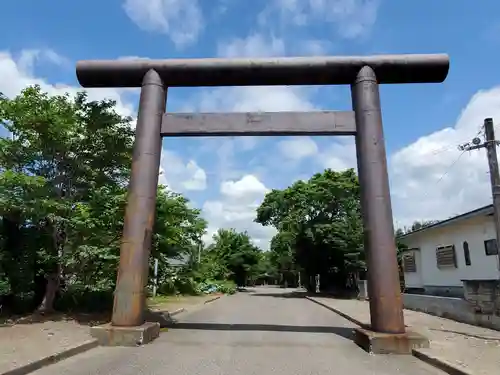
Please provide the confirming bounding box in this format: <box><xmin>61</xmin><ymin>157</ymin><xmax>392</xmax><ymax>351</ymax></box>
<box><xmin>0</xmin><ymin>87</ymin><xmax>275</xmax><ymax>320</ymax></box>
<box><xmin>0</xmin><ymin>85</ymin><xmax>411</xmax><ymax>320</ymax></box>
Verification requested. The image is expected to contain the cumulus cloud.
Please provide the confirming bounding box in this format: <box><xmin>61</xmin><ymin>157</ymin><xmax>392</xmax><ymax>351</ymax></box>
<box><xmin>159</xmin><ymin>150</ymin><xmax>207</xmax><ymax>192</ymax></box>
<box><xmin>123</xmin><ymin>0</ymin><xmax>203</xmax><ymax>47</ymax></box>
<box><xmin>221</xmin><ymin>175</ymin><xmax>268</xmax><ymax>199</ymax></box>
<box><xmin>0</xmin><ymin>50</ymin><xmax>135</xmax><ymax>119</ymax></box>
<box><xmin>390</xmin><ymin>87</ymin><xmax>500</xmax><ymax>227</ymax></box>
<box><xmin>217</xmin><ymin>34</ymin><xmax>286</xmax><ymax>58</ymax></box>
<box><xmin>279</xmin><ymin>137</ymin><xmax>319</xmax><ymax>160</ymax></box>
<box><xmin>259</xmin><ymin>0</ymin><xmax>380</xmax><ymax>40</ymax></box>
<box><xmin>203</xmin><ymin>174</ymin><xmax>276</xmax><ymax>249</ymax></box>
<box><xmin>318</xmin><ymin>138</ymin><xmax>357</xmax><ymax>171</ymax></box>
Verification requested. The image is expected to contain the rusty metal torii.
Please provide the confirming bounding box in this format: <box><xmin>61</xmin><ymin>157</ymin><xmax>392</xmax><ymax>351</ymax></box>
<box><xmin>76</xmin><ymin>54</ymin><xmax>449</xmax><ymax>351</ymax></box>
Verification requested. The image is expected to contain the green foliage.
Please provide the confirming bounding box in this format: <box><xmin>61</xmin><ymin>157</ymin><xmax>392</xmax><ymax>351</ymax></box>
<box><xmin>198</xmin><ymin>280</ymin><xmax>237</xmax><ymax>295</ymax></box>
<box><xmin>396</xmin><ymin>220</ymin><xmax>440</xmax><ymax>236</ymax></box>
<box><xmin>255</xmin><ymin>169</ymin><xmax>365</xmax><ymax>292</ymax></box>
<box><xmin>212</xmin><ymin>280</ymin><xmax>237</xmax><ymax>294</ymax></box>
<box><xmin>198</xmin><ymin>229</ymin><xmax>262</xmax><ymax>287</ymax></box>
<box><xmin>0</xmin><ymin>86</ymin><xmax>208</xmax><ymax>314</ymax></box>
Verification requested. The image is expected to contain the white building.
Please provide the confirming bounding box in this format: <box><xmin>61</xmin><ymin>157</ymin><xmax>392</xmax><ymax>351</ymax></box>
<box><xmin>398</xmin><ymin>204</ymin><xmax>500</xmax><ymax>297</ymax></box>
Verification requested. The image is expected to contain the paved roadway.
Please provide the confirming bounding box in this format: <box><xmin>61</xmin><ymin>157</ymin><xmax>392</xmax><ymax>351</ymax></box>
<box><xmin>32</xmin><ymin>287</ymin><xmax>446</xmax><ymax>375</ymax></box>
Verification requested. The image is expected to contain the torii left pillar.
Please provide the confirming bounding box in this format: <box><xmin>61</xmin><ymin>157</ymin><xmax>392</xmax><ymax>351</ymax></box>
<box><xmin>89</xmin><ymin>70</ymin><xmax>167</xmax><ymax>346</ymax></box>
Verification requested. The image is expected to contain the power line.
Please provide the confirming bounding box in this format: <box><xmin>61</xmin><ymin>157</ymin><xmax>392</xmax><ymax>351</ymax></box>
<box><xmin>433</xmin><ymin>150</ymin><xmax>467</xmax><ymax>185</ymax></box>
<box><xmin>425</xmin><ymin>125</ymin><xmax>484</xmax><ymax>188</ymax></box>
<box><xmin>402</xmin><ymin>124</ymin><xmax>487</xmax><ymax>230</ymax></box>
<box><xmin>421</xmin><ymin>125</ymin><xmax>485</xmax><ymax>157</ymax></box>
<box><xmin>425</xmin><ymin>125</ymin><xmax>484</xmax><ymax>190</ymax></box>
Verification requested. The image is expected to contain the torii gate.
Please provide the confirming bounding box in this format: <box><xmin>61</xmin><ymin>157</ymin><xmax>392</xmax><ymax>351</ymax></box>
<box><xmin>76</xmin><ymin>54</ymin><xmax>449</xmax><ymax>352</ymax></box>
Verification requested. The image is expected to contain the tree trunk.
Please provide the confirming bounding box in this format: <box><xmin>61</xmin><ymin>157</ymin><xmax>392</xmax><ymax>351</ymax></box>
<box><xmin>36</xmin><ymin>218</ymin><xmax>65</xmax><ymax>313</ymax></box>
<box><xmin>37</xmin><ymin>273</ymin><xmax>59</xmax><ymax>313</ymax></box>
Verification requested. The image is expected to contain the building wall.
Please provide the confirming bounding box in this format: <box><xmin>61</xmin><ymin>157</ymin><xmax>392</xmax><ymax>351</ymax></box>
<box><xmin>401</xmin><ymin>214</ymin><xmax>500</xmax><ymax>296</ymax></box>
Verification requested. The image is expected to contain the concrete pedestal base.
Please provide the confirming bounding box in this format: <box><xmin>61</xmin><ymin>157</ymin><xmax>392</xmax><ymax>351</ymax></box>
<box><xmin>354</xmin><ymin>327</ymin><xmax>429</xmax><ymax>354</ymax></box>
<box><xmin>90</xmin><ymin>322</ymin><xmax>160</xmax><ymax>347</ymax></box>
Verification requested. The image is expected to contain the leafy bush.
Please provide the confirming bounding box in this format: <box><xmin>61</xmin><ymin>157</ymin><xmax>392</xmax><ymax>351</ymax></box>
<box><xmin>199</xmin><ymin>280</ymin><xmax>236</xmax><ymax>295</ymax></box>
<box><xmin>55</xmin><ymin>286</ymin><xmax>114</xmax><ymax>313</ymax></box>
<box><xmin>215</xmin><ymin>280</ymin><xmax>237</xmax><ymax>294</ymax></box>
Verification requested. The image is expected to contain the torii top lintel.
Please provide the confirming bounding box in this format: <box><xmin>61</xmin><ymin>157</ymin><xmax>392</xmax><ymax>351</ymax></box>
<box><xmin>76</xmin><ymin>54</ymin><xmax>449</xmax><ymax>88</ymax></box>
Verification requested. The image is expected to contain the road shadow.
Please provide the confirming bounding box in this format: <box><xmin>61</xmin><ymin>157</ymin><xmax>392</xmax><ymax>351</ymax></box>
<box><xmin>167</xmin><ymin>322</ymin><xmax>355</xmax><ymax>340</ymax></box>
<box><xmin>250</xmin><ymin>290</ymin><xmax>360</xmax><ymax>300</ymax></box>
<box><xmin>236</xmin><ymin>288</ymin><xmax>255</xmax><ymax>293</ymax></box>
<box><xmin>249</xmin><ymin>291</ymin><xmax>307</xmax><ymax>298</ymax></box>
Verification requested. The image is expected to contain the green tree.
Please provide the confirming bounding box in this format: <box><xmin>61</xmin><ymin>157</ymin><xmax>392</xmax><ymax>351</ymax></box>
<box><xmin>203</xmin><ymin>229</ymin><xmax>261</xmax><ymax>287</ymax></box>
<box><xmin>0</xmin><ymin>86</ymin><xmax>207</xmax><ymax>313</ymax></box>
<box><xmin>0</xmin><ymin>86</ymin><xmax>135</xmax><ymax>311</ymax></box>
<box><xmin>256</xmin><ymin>169</ymin><xmax>364</xmax><ymax>293</ymax></box>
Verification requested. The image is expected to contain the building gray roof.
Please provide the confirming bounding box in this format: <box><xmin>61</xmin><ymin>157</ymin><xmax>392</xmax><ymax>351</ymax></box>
<box><xmin>397</xmin><ymin>204</ymin><xmax>493</xmax><ymax>240</ymax></box>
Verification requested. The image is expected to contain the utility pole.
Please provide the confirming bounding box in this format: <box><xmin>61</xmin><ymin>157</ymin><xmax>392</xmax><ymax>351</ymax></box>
<box><xmin>459</xmin><ymin>118</ymin><xmax>500</xmax><ymax>269</ymax></box>
<box><xmin>152</xmin><ymin>258</ymin><xmax>159</xmax><ymax>298</ymax></box>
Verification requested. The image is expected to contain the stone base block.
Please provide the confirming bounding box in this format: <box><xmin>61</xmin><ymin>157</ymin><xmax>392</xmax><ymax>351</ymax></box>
<box><xmin>354</xmin><ymin>327</ymin><xmax>429</xmax><ymax>354</ymax></box>
<box><xmin>90</xmin><ymin>322</ymin><xmax>160</xmax><ymax>347</ymax></box>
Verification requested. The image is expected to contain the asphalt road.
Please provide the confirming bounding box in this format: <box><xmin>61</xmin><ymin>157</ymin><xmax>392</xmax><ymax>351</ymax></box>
<box><xmin>32</xmin><ymin>287</ymin><xmax>446</xmax><ymax>375</ymax></box>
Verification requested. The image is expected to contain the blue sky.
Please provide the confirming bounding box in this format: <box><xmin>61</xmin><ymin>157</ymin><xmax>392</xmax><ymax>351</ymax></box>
<box><xmin>1</xmin><ymin>0</ymin><xmax>500</xmax><ymax>248</ymax></box>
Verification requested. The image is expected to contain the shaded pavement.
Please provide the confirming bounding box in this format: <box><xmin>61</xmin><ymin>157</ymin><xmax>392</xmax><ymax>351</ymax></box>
<box><xmin>30</xmin><ymin>287</ymin><xmax>445</xmax><ymax>375</ymax></box>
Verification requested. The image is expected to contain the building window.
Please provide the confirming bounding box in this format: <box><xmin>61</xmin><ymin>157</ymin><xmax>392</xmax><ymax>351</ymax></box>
<box><xmin>403</xmin><ymin>253</ymin><xmax>417</xmax><ymax>273</ymax></box>
<box><xmin>436</xmin><ymin>245</ymin><xmax>457</xmax><ymax>269</ymax></box>
<box><xmin>463</xmin><ymin>241</ymin><xmax>471</xmax><ymax>266</ymax></box>
<box><xmin>484</xmin><ymin>239</ymin><xmax>498</xmax><ymax>256</ymax></box>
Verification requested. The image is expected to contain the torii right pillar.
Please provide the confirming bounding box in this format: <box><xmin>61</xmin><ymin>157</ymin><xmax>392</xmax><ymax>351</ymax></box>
<box><xmin>351</xmin><ymin>65</ymin><xmax>429</xmax><ymax>354</ymax></box>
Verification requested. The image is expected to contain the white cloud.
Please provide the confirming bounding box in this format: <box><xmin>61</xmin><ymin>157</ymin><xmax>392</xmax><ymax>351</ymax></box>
<box><xmin>259</xmin><ymin>0</ymin><xmax>380</xmax><ymax>39</ymax></box>
<box><xmin>183</xmin><ymin>161</ymin><xmax>208</xmax><ymax>191</ymax></box>
<box><xmin>390</xmin><ymin>86</ymin><xmax>500</xmax><ymax>228</ymax></box>
<box><xmin>279</xmin><ymin>136</ymin><xmax>319</xmax><ymax>160</ymax></box>
<box><xmin>217</xmin><ymin>34</ymin><xmax>286</xmax><ymax>58</ymax></box>
<box><xmin>0</xmin><ymin>50</ymin><xmax>135</xmax><ymax>121</ymax></box>
<box><xmin>203</xmin><ymin>174</ymin><xmax>276</xmax><ymax>249</ymax></box>
<box><xmin>123</xmin><ymin>0</ymin><xmax>203</xmax><ymax>47</ymax></box>
<box><xmin>159</xmin><ymin>150</ymin><xmax>207</xmax><ymax>191</ymax></box>
<box><xmin>319</xmin><ymin>138</ymin><xmax>356</xmax><ymax>170</ymax></box>
<box><xmin>221</xmin><ymin>175</ymin><xmax>268</xmax><ymax>198</ymax></box>
<box><xmin>17</xmin><ymin>49</ymin><xmax>70</xmax><ymax>73</ymax></box>
<box><xmin>298</xmin><ymin>39</ymin><xmax>333</xmax><ymax>55</ymax></box>
<box><xmin>196</xmin><ymin>85</ymin><xmax>314</xmax><ymax>114</ymax></box>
